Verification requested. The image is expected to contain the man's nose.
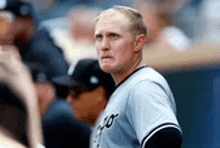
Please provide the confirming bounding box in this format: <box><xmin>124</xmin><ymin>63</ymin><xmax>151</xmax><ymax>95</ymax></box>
<box><xmin>101</xmin><ymin>37</ymin><xmax>110</xmax><ymax>51</ymax></box>
<box><xmin>66</xmin><ymin>95</ymin><xmax>74</xmax><ymax>104</ymax></box>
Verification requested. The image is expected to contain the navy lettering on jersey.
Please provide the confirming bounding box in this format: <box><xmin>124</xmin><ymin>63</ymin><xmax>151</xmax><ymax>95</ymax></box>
<box><xmin>93</xmin><ymin>113</ymin><xmax>119</xmax><ymax>147</ymax></box>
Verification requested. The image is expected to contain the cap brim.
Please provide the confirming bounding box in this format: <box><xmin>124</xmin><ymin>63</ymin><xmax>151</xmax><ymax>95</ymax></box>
<box><xmin>52</xmin><ymin>75</ymin><xmax>84</xmax><ymax>87</ymax></box>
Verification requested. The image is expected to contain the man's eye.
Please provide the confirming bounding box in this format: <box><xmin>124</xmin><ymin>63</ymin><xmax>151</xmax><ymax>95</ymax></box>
<box><xmin>70</xmin><ymin>92</ymin><xmax>77</xmax><ymax>99</ymax></box>
<box><xmin>69</xmin><ymin>89</ymin><xmax>80</xmax><ymax>99</ymax></box>
<box><xmin>111</xmin><ymin>34</ymin><xmax>118</xmax><ymax>39</ymax></box>
<box><xmin>96</xmin><ymin>35</ymin><xmax>103</xmax><ymax>41</ymax></box>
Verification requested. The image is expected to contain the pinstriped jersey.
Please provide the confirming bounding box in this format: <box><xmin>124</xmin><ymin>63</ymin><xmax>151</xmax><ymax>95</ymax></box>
<box><xmin>90</xmin><ymin>67</ymin><xmax>182</xmax><ymax>148</ymax></box>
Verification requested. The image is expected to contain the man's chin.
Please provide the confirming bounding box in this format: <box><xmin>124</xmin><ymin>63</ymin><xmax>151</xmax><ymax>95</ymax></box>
<box><xmin>100</xmin><ymin>66</ymin><xmax>113</xmax><ymax>74</ymax></box>
<box><xmin>77</xmin><ymin>116</ymin><xmax>89</xmax><ymax>123</ymax></box>
<box><xmin>98</xmin><ymin>59</ymin><xmax>116</xmax><ymax>74</ymax></box>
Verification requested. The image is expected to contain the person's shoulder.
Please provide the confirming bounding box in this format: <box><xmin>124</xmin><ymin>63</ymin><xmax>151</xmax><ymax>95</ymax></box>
<box><xmin>44</xmin><ymin>100</ymin><xmax>75</xmax><ymax>122</ymax></box>
<box><xmin>116</xmin><ymin>67</ymin><xmax>161</xmax><ymax>90</ymax></box>
<box><xmin>128</xmin><ymin>67</ymin><xmax>172</xmax><ymax>94</ymax></box>
<box><xmin>130</xmin><ymin>67</ymin><xmax>166</xmax><ymax>86</ymax></box>
<box><xmin>35</xmin><ymin>27</ymin><xmax>51</xmax><ymax>38</ymax></box>
<box><xmin>43</xmin><ymin>100</ymin><xmax>91</xmax><ymax>131</ymax></box>
<box><xmin>115</xmin><ymin>67</ymin><xmax>168</xmax><ymax>95</ymax></box>
<box><xmin>141</xmin><ymin>67</ymin><xmax>164</xmax><ymax>79</ymax></box>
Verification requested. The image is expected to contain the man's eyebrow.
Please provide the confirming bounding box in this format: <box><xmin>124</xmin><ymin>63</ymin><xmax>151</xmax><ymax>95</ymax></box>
<box><xmin>108</xmin><ymin>32</ymin><xmax>118</xmax><ymax>36</ymax></box>
<box><xmin>94</xmin><ymin>33</ymin><xmax>102</xmax><ymax>38</ymax></box>
<box><xmin>95</xmin><ymin>32</ymin><xmax>119</xmax><ymax>37</ymax></box>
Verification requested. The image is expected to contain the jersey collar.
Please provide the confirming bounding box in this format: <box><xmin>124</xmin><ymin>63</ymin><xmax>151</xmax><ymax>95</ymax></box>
<box><xmin>116</xmin><ymin>66</ymin><xmax>148</xmax><ymax>89</ymax></box>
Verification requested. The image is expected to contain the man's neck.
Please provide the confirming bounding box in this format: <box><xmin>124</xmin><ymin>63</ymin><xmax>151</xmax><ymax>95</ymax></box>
<box><xmin>113</xmin><ymin>60</ymin><xmax>145</xmax><ymax>86</ymax></box>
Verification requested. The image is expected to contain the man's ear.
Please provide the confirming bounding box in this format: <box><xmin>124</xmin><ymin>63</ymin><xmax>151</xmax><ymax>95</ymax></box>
<box><xmin>94</xmin><ymin>86</ymin><xmax>106</xmax><ymax>96</ymax></box>
<box><xmin>134</xmin><ymin>34</ymin><xmax>147</xmax><ymax>52</ymax></box>
<box><xmin>94</xmin><ymin>86</ymin><xmax>108</xmax><ymax>108</ymax></box>
<box><xmin>43</xmin><ymin>83</ymin><xmax>56</xmax><ymax>99</ymax></box>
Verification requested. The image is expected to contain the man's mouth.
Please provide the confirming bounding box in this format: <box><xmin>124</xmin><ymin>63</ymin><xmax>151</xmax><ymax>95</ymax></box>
<box><xmin>101</xmin><ymin>56</ymin><xmax>112</xmax><ymax>59</ymax></box>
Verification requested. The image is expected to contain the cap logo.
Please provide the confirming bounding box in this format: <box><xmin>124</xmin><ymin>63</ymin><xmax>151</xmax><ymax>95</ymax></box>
<box><xmin>90</xmin><ymin>75</ymin><xmax>99</xmax><ymax>84</ymax></box>
<box><xmin>0</xmin><ymin>0</ymin><xmax>6</xmax><ymax>9</ymax></box>
<box><xmin>20</xmin><ymin>5</ymin><xmax>30</xmax><ymax>16</ymax></box>
<box><xmin>37</xmin><ymin>73</ymin><xmax>47</xmax><ymax>82</ymax></box>
<box><xmin>68</xmin><ymin>63</ymin><xmax>76</xmax><ymax>76</ymax></box>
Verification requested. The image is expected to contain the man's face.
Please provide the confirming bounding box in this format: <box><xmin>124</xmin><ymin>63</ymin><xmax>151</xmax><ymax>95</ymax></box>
<box><xmin>94</xmin><ymin>12</ymin><xmax>136</xmax><ymax>75</ymax></box>
<box><xmin>0</xmin><ymin>11</ymin><xmax>34</xmax><ymax>52</ymax></box>
<box><xmin>67</xmin><ymin>86</ymin><xmax>107</xmax><ymax>125</ymax></box>
<box><xmin>0</xmin><ymin>11</ymin><xmax>15</xmax><ymax>45</ymax></box>
<box><xmin>34</xmin><ymin>82</ymin><xmax>56</xmax><ymax>118</ymax></box>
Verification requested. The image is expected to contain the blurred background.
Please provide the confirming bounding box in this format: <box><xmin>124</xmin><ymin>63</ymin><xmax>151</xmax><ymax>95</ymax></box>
<box><xmin>2</xmin><ymin>0</ymin><xmax>220</xmax><ymax>147</ymax></box>
<box><xmin>27</xmin><ymin>0</ymin><xmax>220</xmax><ymax>147</ymax></box>
<box><xmin>25</xmin><ymin>0</ymin><xmax>220</xmax><ymax>64</ymax></box>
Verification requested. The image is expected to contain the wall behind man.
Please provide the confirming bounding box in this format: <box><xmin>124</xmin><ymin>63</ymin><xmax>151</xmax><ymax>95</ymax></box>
<box><xmin>163</xmin><ymin>67</ymin><xmax>220</xmax><ymax>148</ymax></box>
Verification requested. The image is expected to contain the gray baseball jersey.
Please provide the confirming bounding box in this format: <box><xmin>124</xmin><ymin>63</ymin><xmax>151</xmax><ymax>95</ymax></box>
<box><xmin>90</xmin><ymin>67</ymin><xmax>182</xmax><ymax>148</ymax></box>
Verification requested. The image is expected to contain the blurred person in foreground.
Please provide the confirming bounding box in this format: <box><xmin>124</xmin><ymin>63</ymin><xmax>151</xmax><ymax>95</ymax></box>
<box><xmin>0</xmin><ymin>48</ymin><xmax>44</xmax><ymax>148</ymax></box>
<box><xmin>91</xmin><ymin>5</ymin><xmax>183</xmax><ymax>148</ymax></box>
<box><xmin>0</xmin><ymin>0</ymin><xmax>69</xmax><ymax>78</ymax></box>
<box><xmin>26</xmin><ymin>61</ymin><xmax>91</xmax><ymax>148</ymax></box>
<box><xmin>52</xmin><ymin>59</ymin><xmax>115</xmax><ymax>126</ymax></box>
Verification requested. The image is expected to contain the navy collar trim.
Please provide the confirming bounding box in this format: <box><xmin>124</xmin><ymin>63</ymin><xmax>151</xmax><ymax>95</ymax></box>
<box><xmin>116</xmin><ymin>66</ymin><xmax>148</xmax><ymax>89</ymax></box>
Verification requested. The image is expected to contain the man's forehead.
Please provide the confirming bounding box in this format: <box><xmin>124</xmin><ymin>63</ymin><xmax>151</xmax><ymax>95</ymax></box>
<box><xmin>97</xmin><ymin>11</ymin><xmax>128</xmax><ymax>24</ymax></box>
<box><xmin>95</xmin><ymin>13</ymin><xmax>130</xmax><ymax>34</ymax></box>
<box><xmin>0</xmin><ymin>10</ymin><xmax>15</xmax><ymax>21</ymax></box>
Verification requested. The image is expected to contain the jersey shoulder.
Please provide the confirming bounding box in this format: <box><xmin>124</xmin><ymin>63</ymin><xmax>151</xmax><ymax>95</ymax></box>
<box><xmin>126</xmin><ymin>67</ymin><xmax>169</xmax><ymax>90</ymax></box>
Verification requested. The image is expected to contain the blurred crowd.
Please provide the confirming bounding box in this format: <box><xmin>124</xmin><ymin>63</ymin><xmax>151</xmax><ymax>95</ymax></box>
<box><xmin>0</xmin><ymin>0</ymin><xmax>219</xmax><ymax>147</ymax></box>
<box><xmin>30</xmin><ymin>0</ymin><xmax>220</xmax><ymax>64</ymax></box>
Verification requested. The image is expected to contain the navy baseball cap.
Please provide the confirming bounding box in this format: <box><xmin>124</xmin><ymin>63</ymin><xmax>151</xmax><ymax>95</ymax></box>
<box><xmin>25</xmin><ymin>62</ymin><xmax>52</xmax><ymax>82</ymax></box>
<box><xmin>25</xmin><ymin>61</ymin><xmax>70</xmax><ymax>98</ymax></box>
<box><xmin>52</xmin><ymin>59</ymin><xmax>115</xmax><ymax>97</ymax></box>
<box><xmin>0</xmin><ymin>0</ymin><xmax>34</xmax><ymax>17</ymax></box>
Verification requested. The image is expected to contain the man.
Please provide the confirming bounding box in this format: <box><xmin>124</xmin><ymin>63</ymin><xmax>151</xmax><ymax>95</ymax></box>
<box><xmin>0</xmin><ymin>0</ymin><xmax>69</xmax><ymax>78</ymax></box>
<box><xmin>26</xmin><ymin>61</ymin><xmax>91</xmax><ymax>148</ymax></box>
<box><xmin>0</xmin><ymin>0</ymin><xmax>35</xmax><ymax>53</ymax></box>
<box><xmin>0</xmin><ymin>0</ymin><xmax>69</xmax><ymax>100</ymax></box>
<box><xmin>52</xmin><ymin>58</ymin><xmax>115</xmax><ymax>126</ymax></box>
<box><xmin>91</xmin><ymin>6</ymin><xmax>183</xmax><ymax>148</ymax></box>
